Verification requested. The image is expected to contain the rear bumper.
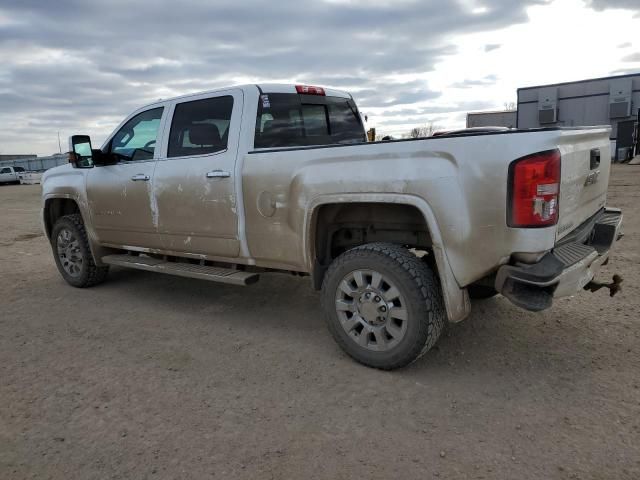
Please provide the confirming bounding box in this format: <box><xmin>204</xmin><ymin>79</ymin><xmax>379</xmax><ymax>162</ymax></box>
<box><xmin>495</xmin><ymin>208</ymin><xmax>623</xmax><ymax>312</ymax></box>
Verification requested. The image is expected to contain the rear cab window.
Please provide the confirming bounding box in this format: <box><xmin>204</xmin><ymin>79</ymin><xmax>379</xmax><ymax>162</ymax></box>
<box><xmin>254</xmin><ymin>93</ymin><xmax>366</xmax><ymax>149</ymax></box>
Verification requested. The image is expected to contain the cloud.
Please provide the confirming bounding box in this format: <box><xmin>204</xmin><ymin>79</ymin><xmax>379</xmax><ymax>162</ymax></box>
<box><xmin>622</xmin><ymin>52</ymin><xmax>640</xmax><ymax>62</ymax></box>
<box><xmin>449</xmin><ymin>74</ymin><xmax>499</xmax><ymax>89</ymax></box>
<box><xmin>0</xmin><ymin>0</ymin><xmax>552</xmax><ymax>154</ymax></box>
<box><xmin>585</xmin><ymin>0</ymin><xmax>640</xmax><ymax>11</ymax></box>
<box><xmin>484</xmin><ymin>43</ymin><xmax>501</xmax><ymax>52</ymax></box>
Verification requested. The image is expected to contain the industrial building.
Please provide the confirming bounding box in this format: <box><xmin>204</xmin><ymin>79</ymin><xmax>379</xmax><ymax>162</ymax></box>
<box><xmin>517</xmin><ymin>73</ymin><xmax>640</xmax><ymax>160</ymax></box>
<box><xmin>466</xmin><ymin>110</ymin><xmax>517</xmax><ymax>129</ymax></box>
<box><xmin>0</xmin><ymin>153</ymin><xmax>67</xmax><ymax>172</ymax></box>
<box><xmin>467</xmin><ymin>73</ymin><xmax>640</xmax><ymax>160</ymax></box>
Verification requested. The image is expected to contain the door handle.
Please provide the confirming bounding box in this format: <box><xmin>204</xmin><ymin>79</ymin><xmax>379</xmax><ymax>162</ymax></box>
<box><xmin>131</xmin><ymin>173</ymin><xmax>150</xmax><ymax>181</ymax></box>
<box><xmin>206</xmin><ymin>170</ymin><xmax>230</xmax><ymax>178</ymax></box>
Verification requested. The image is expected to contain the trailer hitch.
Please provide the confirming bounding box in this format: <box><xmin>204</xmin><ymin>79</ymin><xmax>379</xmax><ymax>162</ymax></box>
<box><xmin>584</xmin><ymin>274</ymin><xmax>623</xmax><ymax>297</ymax></box>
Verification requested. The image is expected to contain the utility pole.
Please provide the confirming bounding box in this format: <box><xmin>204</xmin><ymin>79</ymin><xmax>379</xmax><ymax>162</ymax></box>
<box><xmin>58</xmin><ymin>131</ymin><xmax>62</xmax><ymax>154</ymax></box>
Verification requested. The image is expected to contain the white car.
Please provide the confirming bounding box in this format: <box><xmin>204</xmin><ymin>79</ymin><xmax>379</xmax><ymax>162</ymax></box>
<box><xmin>0</xmin><ymin>166</ymin><xmax>26</xmax><ymax>184</ymax></box>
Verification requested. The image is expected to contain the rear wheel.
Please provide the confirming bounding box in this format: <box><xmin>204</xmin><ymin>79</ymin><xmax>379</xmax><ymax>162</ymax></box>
<box><xmin>321</xmin><ymin>243</ymin><xmax>445</xmax><ymax>370</ymax></box>
<box><xmin>51</xmin><ymin>214</ymin><xmax>109</xmax><ymax>287</ymax></box>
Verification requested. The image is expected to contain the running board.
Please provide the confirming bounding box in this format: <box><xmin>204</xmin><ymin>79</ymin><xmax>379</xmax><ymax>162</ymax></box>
<box><xmin>101</xmin><ymin>254</ymin><xmax>259</xmax><ymax>286</ymax></box>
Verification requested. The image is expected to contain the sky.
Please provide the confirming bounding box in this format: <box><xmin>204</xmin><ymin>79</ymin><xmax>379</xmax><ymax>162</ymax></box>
<box><xmin>0</xmin><ymin>0</ymin><xmax>639</xmax><ymax>156</ymax></box>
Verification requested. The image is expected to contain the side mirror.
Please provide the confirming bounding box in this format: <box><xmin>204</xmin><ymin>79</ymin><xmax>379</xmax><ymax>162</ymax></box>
<box><xmin>68</xmin><ymin>135</ymin><xmax>94</xmax><ymax>168</ymax></box>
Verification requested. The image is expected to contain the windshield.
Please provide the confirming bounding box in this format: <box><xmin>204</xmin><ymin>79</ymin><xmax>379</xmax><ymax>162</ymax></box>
<box><xmin>254</xmin><ymin>93</ymin><xmax>366</xmax><ymax>149</ymax></box>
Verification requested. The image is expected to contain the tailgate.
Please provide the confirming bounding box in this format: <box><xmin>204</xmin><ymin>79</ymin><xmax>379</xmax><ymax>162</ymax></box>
<box><xmin>556</xmin><ymin>128</ymin><xmax>611</xmax><ymax>241</ymax></box>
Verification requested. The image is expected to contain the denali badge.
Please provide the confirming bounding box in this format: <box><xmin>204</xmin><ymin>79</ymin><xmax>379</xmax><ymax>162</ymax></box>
<box><xmin>584</xmin><ymin>170</ymin><xmax>600</xmax><ymax>186</ymax></box>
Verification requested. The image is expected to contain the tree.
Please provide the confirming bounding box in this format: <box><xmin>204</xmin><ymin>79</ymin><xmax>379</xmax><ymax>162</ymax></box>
<box><xmin>408</xmin><ymin>122</ymin><xmax>439</xmax><ymax>138</ymax></box>
<box><xmin>503</xmin><ymin>101</ymin><xmax>516</xmax><ymax>111</ymax></box>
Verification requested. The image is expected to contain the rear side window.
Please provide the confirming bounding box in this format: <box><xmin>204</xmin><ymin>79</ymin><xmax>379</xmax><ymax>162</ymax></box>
<box><xmin>14</xmin><ymin>166</ymin><xmax>25</xmax><ymax>172</ymax></box>
<box><xmin>168</xmin><ymin>96</ymin><xmax>233</xmax><ymax>158</ymax></box>
<box><xmin>254</xmin><ymin>93</ymin><xmax>365</xmax><ymax>149</ymax></box>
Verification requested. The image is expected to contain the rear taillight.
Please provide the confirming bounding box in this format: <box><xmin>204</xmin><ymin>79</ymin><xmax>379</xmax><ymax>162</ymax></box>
<box><xmin>295</xmin><ymin>84</ymin><xmax>325</xmax><ymax>95</ymax></box>
<box><xmin>508</xmin><ymin>149</ymin><xmax>561</xmax><ymax>228</ymax></box>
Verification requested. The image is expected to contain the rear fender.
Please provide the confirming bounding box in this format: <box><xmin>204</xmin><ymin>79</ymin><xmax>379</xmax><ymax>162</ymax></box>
<box><xmin>305</xmin><ymin>193</ymin><xmax>470</xmax><ymax>323</ymax></box>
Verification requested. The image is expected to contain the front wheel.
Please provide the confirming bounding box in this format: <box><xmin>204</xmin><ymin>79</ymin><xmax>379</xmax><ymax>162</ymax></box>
<box><xmin>321</xmin><ymin>243</ymin><xmax>445</xmax><ymax>370</ymax></box>
<box><xmin>51</xmin><ymin>214</ymin><xmax>109</xmax><ymax>288</ymax></box>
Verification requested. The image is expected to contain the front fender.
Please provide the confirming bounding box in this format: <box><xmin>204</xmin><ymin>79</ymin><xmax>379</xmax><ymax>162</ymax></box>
<box><xmin>42</xmin><ymin>166</ymin><xmax>108</xmax><ymax>266</ymax></box>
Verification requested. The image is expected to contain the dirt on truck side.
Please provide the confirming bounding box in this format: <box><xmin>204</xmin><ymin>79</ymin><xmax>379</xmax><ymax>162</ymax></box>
<box><xmin>1</xmin><ymin>164</ymin><xmax>639</xmax><ymax>479</ymax></box>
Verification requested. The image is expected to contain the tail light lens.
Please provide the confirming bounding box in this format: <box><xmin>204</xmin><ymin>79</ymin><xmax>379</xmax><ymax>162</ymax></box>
<box><xmin>508</xmin><ymin>149</ymin><xmax>561</xmax><ymax>227</ymax></box>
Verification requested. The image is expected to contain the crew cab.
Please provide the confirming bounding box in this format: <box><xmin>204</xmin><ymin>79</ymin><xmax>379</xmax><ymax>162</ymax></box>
<box><xmin>0</xmin><ymin>165</ymin><xmax>26</xmax><ymax>184</ymax></box>
<box><xmin>42</xmin><ymin>84</ymin><xmax>623</xmax><ymax>369</ymax></box>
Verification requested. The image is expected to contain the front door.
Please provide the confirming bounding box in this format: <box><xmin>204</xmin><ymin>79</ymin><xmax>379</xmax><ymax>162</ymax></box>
<box><xmin>0</xmin><ymin>167</ymin><xmax>15</xmax><ymax>183</ymax></box>
<box><xmin>86</xmin><ymin>105</ymin><xmax>166</xmax><ymax>250</ymax></box>
<box><xmin>153</xmin><ymin>90</ymin><xmax>242</xmax><ymax>258</ymax></box>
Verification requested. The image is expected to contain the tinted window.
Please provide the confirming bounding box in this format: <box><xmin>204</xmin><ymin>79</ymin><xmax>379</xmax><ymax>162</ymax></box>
<box><xmin>254</xmin><ymin>93</ymin><xmax>365</xmax><ymax>149</ymax></box>
<box><xmin>168</xmin><ymin>96</ymin><xmax>233</xmax><ymax>158</ymax></box>
<box><xmin>14</xmin><ymin>166</ymin><xmax>25</xmax><ymax>172</ymax></box>
<box><xmin>110</xmin><ymin>107</ymin><xmax>163</xmax><ymax>162</ymax></box>
<box><xmin>0</xmin><ymin>167</ymin><xmax>11</xmax><ymax>174</ymax></box>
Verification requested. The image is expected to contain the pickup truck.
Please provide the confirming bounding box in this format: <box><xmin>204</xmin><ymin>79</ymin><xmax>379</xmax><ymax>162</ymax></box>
<box><xmin>0</xmin><ymin>165</ymin><xmax>26</xmax><ymax>184</ymax></box>
<box><xmin>41</xmin><ymin>83</ymin><xmax>623</xmax><ymax>370</ymax></box>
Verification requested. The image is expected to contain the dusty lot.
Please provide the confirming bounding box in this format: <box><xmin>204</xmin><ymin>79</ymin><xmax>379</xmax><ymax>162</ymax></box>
<box><xmin>1</xmin><ymin>165</ymin><xmax>639</xmax><ymax>480</ymax></box>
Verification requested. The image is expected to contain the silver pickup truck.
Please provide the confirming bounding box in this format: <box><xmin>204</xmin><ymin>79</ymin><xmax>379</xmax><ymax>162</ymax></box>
<box><xmin>42</xmin><ymin>83</ymin><xmax>623</xmax><ymax>369</ymax></box>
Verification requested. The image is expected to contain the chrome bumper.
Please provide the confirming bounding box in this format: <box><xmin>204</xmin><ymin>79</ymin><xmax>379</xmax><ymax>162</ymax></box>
<box><xmin>495</xmin><ymin>208</ymin><xmax>623</xmax><ymax>312</ymax></box>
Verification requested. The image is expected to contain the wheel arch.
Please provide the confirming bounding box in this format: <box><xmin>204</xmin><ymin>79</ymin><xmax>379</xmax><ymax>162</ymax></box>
<box><xmin>304</xmin><ymin>194</ymin><xmax>470</xmax><ymax>323</ymax></box>
<box><xmin>43</xmin><ymin>195</ymin><xmax>109</xmax><ymax>266</ymax></box>
<box><xmin>44</xmin><ymin>197</ymin><xmax>81</xmax><ymax>240</ymax></box>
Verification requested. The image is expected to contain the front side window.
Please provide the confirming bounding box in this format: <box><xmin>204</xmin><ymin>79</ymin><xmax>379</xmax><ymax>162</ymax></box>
<box><xmin>168</xmin><ymin>96</ymin><xmax>234</xmax><ymax>158</ymax></box>
<box><xmin>0</xmin><ymin>167</ymin><xmax>11</xmax><ymax>174</ymax></box>
<box><xmin>109</xmin><ymin>107</ymin><xmax>164</xmax><ymax>162</ymax></box>
<box><xmin>254</xmin><ymin>93</ymin><xmax>366</xmax><ymax>149</ymax></box>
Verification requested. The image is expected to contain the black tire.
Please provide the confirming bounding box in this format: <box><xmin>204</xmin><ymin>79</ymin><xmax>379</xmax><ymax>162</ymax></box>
<box><xmin>51</xmin><ymin>214</ymin><xmax>109</xmax><ymax>288</ymax></box>
<box><xmin>321</xmin><ymin>243</ymin><xmax>446</xmax><ymax>370</ymax></box>
<box><xmin>467</xmin><ymin>285</ymin><xmax>498</xmax><ymax>300</ymax></box>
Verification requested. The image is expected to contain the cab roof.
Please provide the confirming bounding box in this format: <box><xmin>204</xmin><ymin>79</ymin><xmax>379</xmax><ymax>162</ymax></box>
<box><xmin>142</xmin><ymin>83</ymin><xmax>352</xmax><ymax>110</ymax></box>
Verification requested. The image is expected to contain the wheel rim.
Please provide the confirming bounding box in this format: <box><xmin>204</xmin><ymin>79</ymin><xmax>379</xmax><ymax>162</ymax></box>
<box><xmin>56</xmin><ymin>228</ymin><xmax>83</xmax><ymax>278</ymax></box>
<box><xmin>334</xmin><ymin>269</ymin><xmax>408</xmax><ymax>352</ymax></box>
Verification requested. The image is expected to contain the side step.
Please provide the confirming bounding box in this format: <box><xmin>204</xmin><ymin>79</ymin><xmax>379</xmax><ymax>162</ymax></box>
<box><xmin>101</xmin><ymin>254</ymin><xmax>260</xmax><ymax>286</ymax></box>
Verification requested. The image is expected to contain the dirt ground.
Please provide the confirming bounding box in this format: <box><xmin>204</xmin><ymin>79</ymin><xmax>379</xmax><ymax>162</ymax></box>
<box><xmin>1</xmin><ymin>165</ymin><xmax>639</xmax><ymax>480</ymax></box>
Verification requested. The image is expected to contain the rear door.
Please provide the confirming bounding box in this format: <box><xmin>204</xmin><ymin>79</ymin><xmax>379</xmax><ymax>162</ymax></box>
<box><xmin>153</xmin><ymin>89</ymin><xmax>243</xmax><ymax>258</ymax></box>
<box><xmin>556</xmin><ymin>129</ymin><xmax>611</xmax><ymax>240</ymax></box>
<box><xmin>86</xmin><ymin>105</ymin><xmax>167</xmax><ymax>249</ymax></box>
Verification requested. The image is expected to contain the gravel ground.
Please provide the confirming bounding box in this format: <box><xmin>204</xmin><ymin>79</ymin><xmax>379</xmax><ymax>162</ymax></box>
<box><xmin>1</xmin><ymin>165</ymin><xmax>639</xmax><ymax>480</ymax></box>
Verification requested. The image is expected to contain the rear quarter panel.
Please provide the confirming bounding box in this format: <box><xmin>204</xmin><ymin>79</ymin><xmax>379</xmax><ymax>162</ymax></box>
<box><xmin>242</xmin><ymin>128</ymin><xmax>611</xmax><ymax>287</ymax></box>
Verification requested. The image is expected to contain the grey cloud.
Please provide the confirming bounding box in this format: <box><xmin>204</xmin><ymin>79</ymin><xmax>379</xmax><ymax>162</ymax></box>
<box><xmin>0</xmin><ymin>0</ymin><xmax>547</xmax><ymax>154</ymax></box>
<box><xmin>484</xmin><ymin>44</ymin><xmax>501</xmax><ymax>52</ymax></box>
<box><xmin>622</xmin><ymin>52</ymin><xmax>640</xmax><ymax>62</ymax></box>
<box><xmin>586</xmin><ymin>0</ymin><xmax>640</xmax><ymax>10</ymax></box>
<box><xmin>450</xmin><ymin>75</ymin><xmax>499</xmax><ymax>89</ymax></box>
<box><xmin>610</xmin><ymin>66</ymin><xmax>640</xmax><ymax>76</ymax></box>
